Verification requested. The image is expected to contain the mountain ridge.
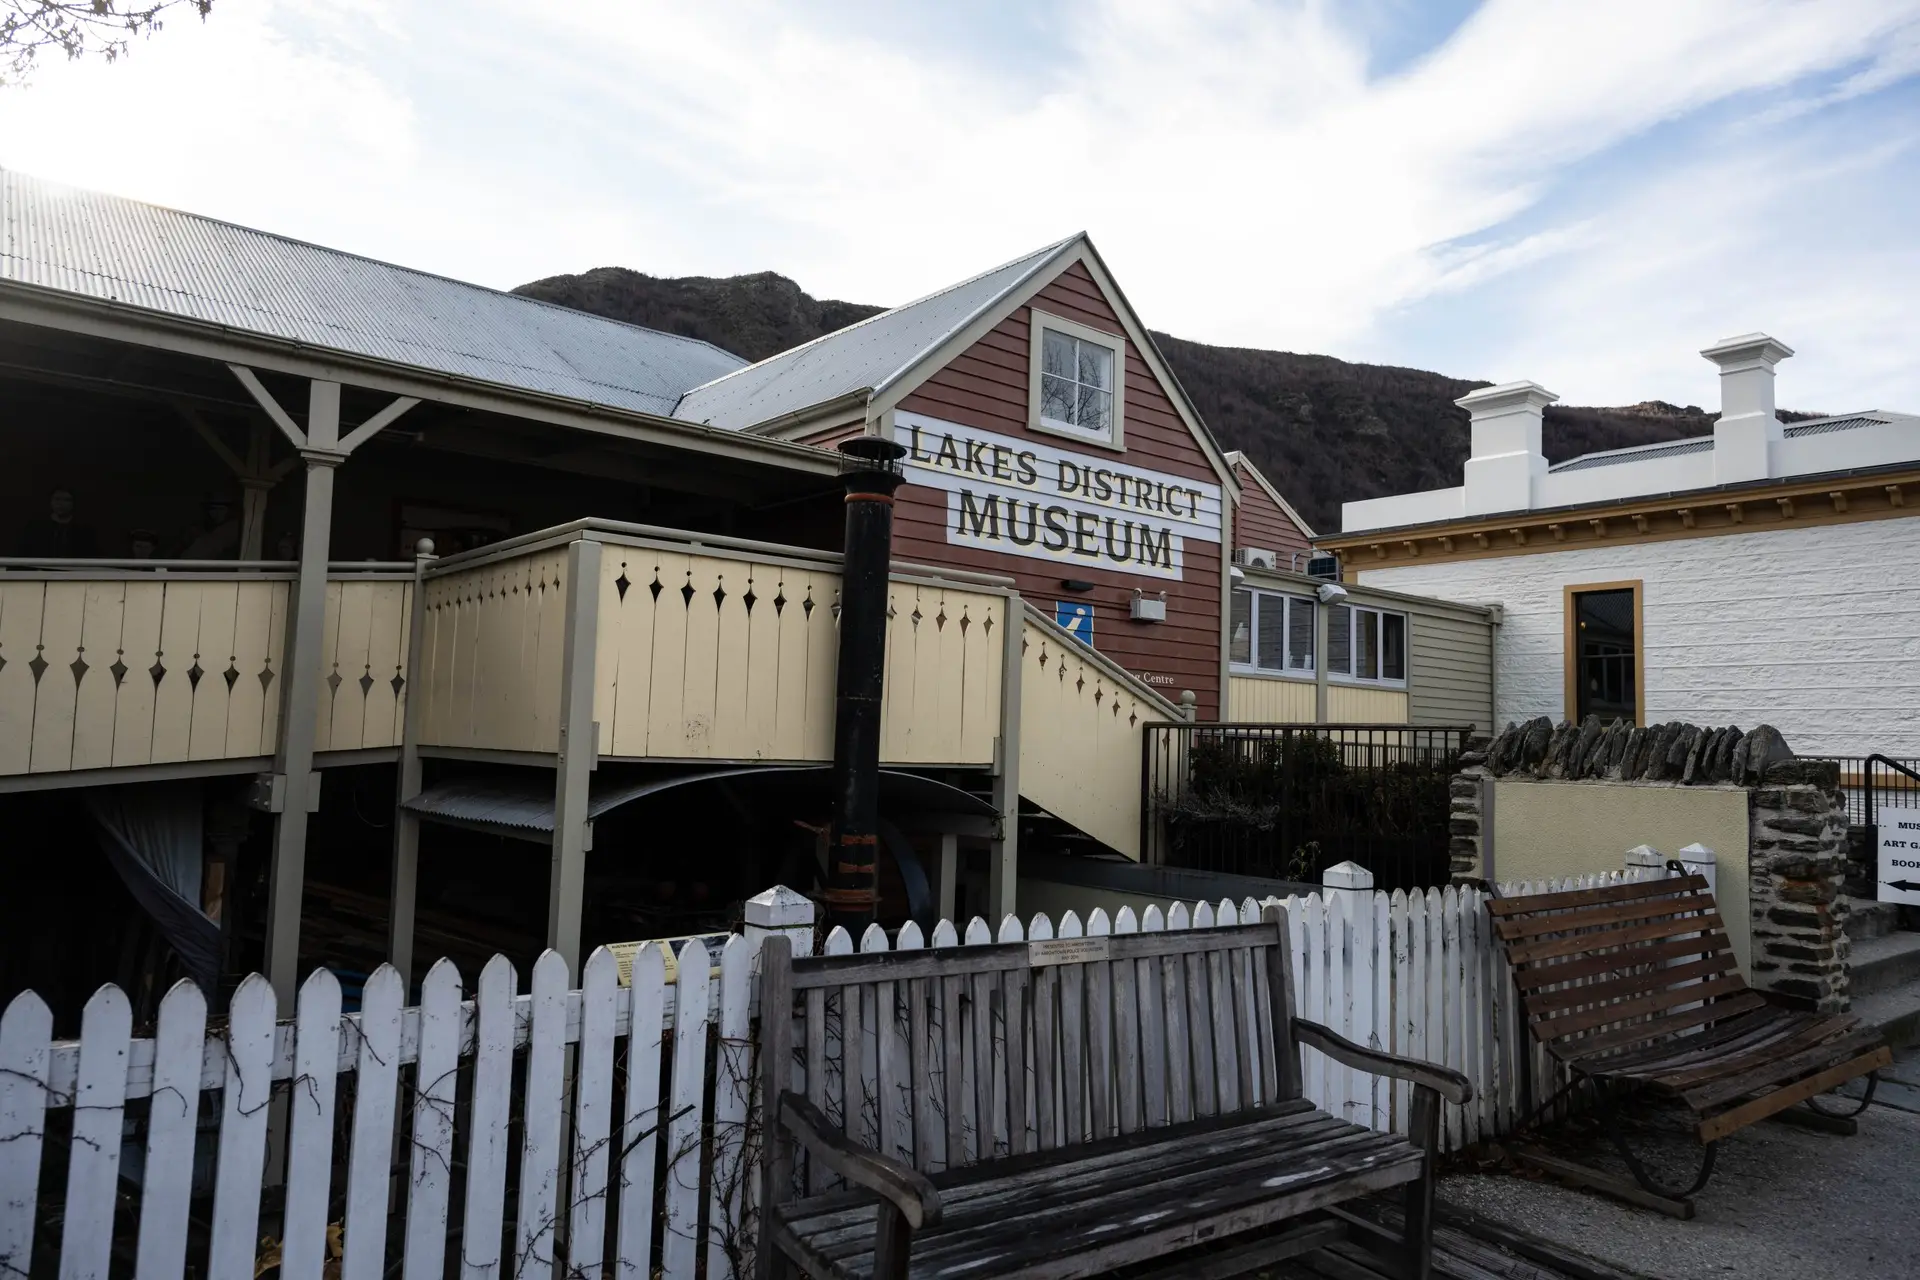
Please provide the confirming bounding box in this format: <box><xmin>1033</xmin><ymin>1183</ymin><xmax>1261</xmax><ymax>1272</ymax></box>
<box><xmin>511</xmin><ymin>266</ymin><xmax>1791</xmax><ymax>531</ymax></box>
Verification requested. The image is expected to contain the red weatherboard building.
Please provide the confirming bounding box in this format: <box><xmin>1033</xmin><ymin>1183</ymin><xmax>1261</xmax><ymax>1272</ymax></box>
<box><xmin>675</xmin><ymin>235</ymin><xmax>1308</xmax><ymax>721</ymax></box>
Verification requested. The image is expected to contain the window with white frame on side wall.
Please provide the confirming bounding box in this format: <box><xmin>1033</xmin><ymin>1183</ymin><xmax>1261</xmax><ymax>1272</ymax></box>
<box><xmin>1328</xmin><ymin>602</ymin><xmax>1407</xmax><ymax>685</ymax></box>
<box><xmin>1029</xmin><ymin>308</ymin><xmax>1128</xmax><ymax>450</ymax></box>
<box><xmin>1229</xmin><ymin>586</ymin><xmax>1315</xmax><ymax>674</ymax></box>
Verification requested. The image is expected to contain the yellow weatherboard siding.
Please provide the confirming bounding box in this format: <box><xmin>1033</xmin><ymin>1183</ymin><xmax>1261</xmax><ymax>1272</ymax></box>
<box><xmin>1491</xmin><ymin>778</ymin><xmax>1751</xmax><ymax>975</ymax></box>
<box><xmin>1228</xmin><ymin>675</ymin><xmax>1316</xmax><ymax>722</ymax></box>
<box><xmin>1328</xmin><ymin>685</ymin><xmax>1408</xmax><ymax>723</ymax></box>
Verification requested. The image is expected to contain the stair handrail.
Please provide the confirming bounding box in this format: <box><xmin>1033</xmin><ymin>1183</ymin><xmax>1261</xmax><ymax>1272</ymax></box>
<box><xmin>1862</xmin><ymin>753</ymin><xmax>1920</xmax><ymax>832</ymax></box>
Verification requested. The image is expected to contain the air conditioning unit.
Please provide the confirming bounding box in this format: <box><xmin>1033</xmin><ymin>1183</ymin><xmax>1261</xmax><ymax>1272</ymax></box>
<box><xmin>1231</xmin><ymin>547</ymin><xmax>1278</xmax><ymax>571</ymax></box>
<box><xmin>1305</xmin><ymin>553</ymin><xmax>1340</xmax><ymax>580</ymax></box>
<box><xmin>1130</xmin><ymin>589</ymin><xmax>1167</xmax><ymax>622</ymax></box>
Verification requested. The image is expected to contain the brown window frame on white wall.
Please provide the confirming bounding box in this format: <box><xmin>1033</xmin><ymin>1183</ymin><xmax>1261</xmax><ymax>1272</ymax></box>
<box><xmin>1564</xmin><ymin>579</ymin><xmax>1644</xmax><ymax>726</ymax></box>
<box><xmin>1028</xmin><ymin>307</ymin><xmax>1127</xmax><ymax>452</ymax></box>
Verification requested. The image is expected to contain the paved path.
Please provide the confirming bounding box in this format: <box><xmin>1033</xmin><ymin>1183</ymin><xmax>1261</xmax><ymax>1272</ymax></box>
<box><xmin>1439</xmin><ymin>1085</ymin><xmax>1920</xmax><ymax>1280</ymax></box>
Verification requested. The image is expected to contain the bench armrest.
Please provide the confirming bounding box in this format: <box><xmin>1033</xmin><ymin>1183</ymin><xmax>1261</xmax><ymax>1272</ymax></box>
<box><xmin>779</xmin><ymin>1093</ymin><xmax>943</xmax><ymax>1229</ymax></box>
<box><xmin>1293</xmin><ymin>1018</ymin><xmax>1473</xmax><ymax>1106</ymax></box>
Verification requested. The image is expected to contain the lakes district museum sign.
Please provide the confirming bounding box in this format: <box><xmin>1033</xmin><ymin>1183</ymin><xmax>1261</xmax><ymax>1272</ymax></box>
<box><xmin>891</xmin><ymin>411</ymin><xmax>1222</xmax><ymax>582</ymax></box>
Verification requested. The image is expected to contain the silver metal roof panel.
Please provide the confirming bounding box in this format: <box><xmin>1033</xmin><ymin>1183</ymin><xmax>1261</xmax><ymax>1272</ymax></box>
<box><xmin>673</xmin><ymin>236</ymin><xmax>1078</xmax><ymax>431</ymax></box>
<box><xmin>0</xmin><ymin>168</ymin><xmax>747</xmax><ymax>416</ymax></box>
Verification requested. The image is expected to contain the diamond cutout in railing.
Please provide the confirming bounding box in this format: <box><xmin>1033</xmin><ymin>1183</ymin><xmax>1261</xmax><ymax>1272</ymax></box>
<box><xmin>359</xmin><ymin>670</ymin><xmax>375</xmax><ymax>697</ymax></box>
<box><xmin>391</xmin><ymin>673</ymin><xmax>406</xmax><ymax>698</ymax></box>
<box><xmin>187</xmin><ymin>659</ymin><xmax>204</xmax><ymax>690</ymax></box>
<box><xmin>935</xmin><ymin>608</ymin><xmax>947</xmax><ymax>631</ymax></box>
<box><xmin>910</xmin><ymin>607</ymin><xmax>922</xmax><ymax>627</ymax></box>
<box><xmin>1112</xmin><ymin>701</ymin><xmax>1121</xmax><ymax>717</ymax></box>
<box><xmin>615</xmin><ymin>569</ymin><xmax>631</xmax><ymax>601</ymax></box>
<box><xmin>802</xmin><ymin>593</ymin><xmax>814</xmax><ymax>617</ymax></box>
<box><xmin>259</xmin><ymin>662</ymin><xmax>275</xmax><ymax>693</ymax></box>
<box><xmin>650</xmin><ymin>572</ymin><xmax>663</xmax><ymax>601</ymax></box>
<box><xmin>773</xmin><ymin>587</ymin><xmax>787</xmax><ymax>614</ymax></box>
<box><xmin>743</xmin><ymin>586</ymin><xmax>757</xmax><ymax>614</ymax></box>
<box><xmin>70</xmin><ymin>653</ymin><xmax>88</xmax><ymax>686</ymax></box>
<box><xmin>324</xmin><ymin>669</ymin><xmax>341</xmax><ymax>696</ymax></box>
<box><xmin>1038</xmin><ymin>647</ymin><xmax>1049</xmax><ymax>669</ymax></box>
<box><xmin>0</xmin><ymin>653</ymin><xmax>7</xmax><ymax>675</ymax></box>
<box><xmin>983</xmin><ymin>616</ymin><xmax>994</xmax><ymax>636</ymax></box>
<box><xmin>223</xmin><ymin>662</ymin><xmax>240</xmax><ymax>691</ymax></box>
<box><xmin>150</xmin><ymin>656</ymin><xmax>167</xmax><ymax>686</ymax></box>
<box><xmin>1129</xmin><ymin>711</ymin><xmax>1138</xmax><ymax>727</ymax></box>
<box><xmin>29</xmin><ymin>648</ymin><xmax>48</xmax><ymax>684</ymax></box>
<box><xmin>713</xmin><ymin>581</ymin><xmax>727</xmax><ymax>609</ymax></box>
<box><xmin>1077</xmin><ymin>674</ymin><xmax>1085</xmax><ymax>693</ymax></box>
<box><xmin>680</xmin><ymin>578</ymin><xmax>695</xmax><ymax>608</ymax></box>
<box><xmin>110</xmin><ymin>656</ymin><xmax>127</xmax><ymax>686</ymax></box>
<box><xmin>958</xmin><ymin>612</ymin><xmax>970</xmax><ymax>634</ymax></box>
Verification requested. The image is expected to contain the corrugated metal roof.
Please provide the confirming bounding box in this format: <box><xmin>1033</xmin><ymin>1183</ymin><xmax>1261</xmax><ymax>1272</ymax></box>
<box><xmin>1549</xmin><ymin>436</ymin><xmax>1713</xmax><ymax>473</ymax></box>
<box><xmin>1548</xmin><ymin>412</ymin><xmax>1910</xmax><ymax>474</ymax></box>
<box><xmin>673</xmin><ymin>236</ymin><xmax>1079</xmax><ymax>430</ymax></box>
<box><xmin>0</xmin><ymin>168</ymin><xmax>747</xmax><ymax>416</ymax></box>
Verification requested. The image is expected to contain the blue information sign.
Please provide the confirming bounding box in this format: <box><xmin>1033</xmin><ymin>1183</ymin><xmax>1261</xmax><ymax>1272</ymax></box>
<box><xmin>1055</xmin><ymin>600</ymin><xmax>1094</xmax><ymax>646</ymax></box>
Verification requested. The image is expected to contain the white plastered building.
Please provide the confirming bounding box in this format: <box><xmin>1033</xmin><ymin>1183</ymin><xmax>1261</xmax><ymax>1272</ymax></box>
<box><xmin>1318</xmin><ymin>336</ymin><xmax>1920</xmax><ymax>757</ymax></box>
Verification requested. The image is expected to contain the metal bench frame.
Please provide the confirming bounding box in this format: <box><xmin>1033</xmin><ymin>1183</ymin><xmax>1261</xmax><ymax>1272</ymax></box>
<box><xmin>755</xmin><ymin>905</ymin><xmax>1471</xmax><ymax>1280</ymax></box>
<box><xmin>1489</xmin><ymin>873</ymin><xmax>1890</xmax><ymax>1217</ymax></box>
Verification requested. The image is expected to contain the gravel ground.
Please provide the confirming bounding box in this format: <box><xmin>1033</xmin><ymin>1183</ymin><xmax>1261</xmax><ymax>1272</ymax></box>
<box><xmin>1438</xmin><ymin>1099</ymin><xmax>1920</xmax><ymax>1280</ymax></box>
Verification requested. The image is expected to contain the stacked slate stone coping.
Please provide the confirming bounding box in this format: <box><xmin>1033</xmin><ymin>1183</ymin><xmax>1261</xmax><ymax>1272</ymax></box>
<box><xmin>1450</xmin><ymin>717</ymin><xmax>1854</xmax><ymax>1012</ymax></box>
<box><xmin>1478</xmin><ymin>715</ymin><xmax>1791</xmax><ymax>786</ymax></box>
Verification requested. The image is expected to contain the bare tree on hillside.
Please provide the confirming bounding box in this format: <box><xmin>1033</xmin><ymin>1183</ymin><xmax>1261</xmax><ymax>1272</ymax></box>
<box><xmin>3</xmin><ymin>0</ymin><xmax>213</xmax><ymax>86</ymax></box>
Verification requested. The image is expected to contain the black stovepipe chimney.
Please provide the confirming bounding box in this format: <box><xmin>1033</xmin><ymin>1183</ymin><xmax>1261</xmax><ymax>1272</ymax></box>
<box><xmin>825</xmin><ymin>435</ymin><xmax>908</xmax><ymax>931</ymax></box>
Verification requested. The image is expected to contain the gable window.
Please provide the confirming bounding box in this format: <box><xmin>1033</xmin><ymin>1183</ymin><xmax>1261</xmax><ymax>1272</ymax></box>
<box><xmin>1029</xmin><ymin>309</ymin><xmax>1127</xmax><ymax>449</ymax></box>
<box><xmin>1327</xmin><ymin>603</ymin><xmax>1406</xmax><ymax>685</ymax></box>
<box><xmin>1229</xmin><ymin>587</ymin><xmax>1314</xmax><ymax>674</ymax></box>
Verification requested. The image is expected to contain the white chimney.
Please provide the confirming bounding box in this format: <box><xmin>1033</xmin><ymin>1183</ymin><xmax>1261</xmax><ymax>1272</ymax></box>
<box><xmin>1458</xmin><ymin>380</ymin><xmax>1556</xmax><ymax>516</ymax></box>
<box><xmin>1701</xmin><ymin>333</ymin><xmax>1793</xmax><ymax>485</ymax></box>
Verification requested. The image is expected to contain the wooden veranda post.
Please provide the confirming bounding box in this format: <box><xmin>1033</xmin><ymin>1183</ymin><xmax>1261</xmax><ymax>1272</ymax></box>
<box><xmin>549</xmin><ymin>536</ymin><xmax>603</xmax><ymax>974</ymax></box>
<box><xmin>387</xmin><ymin>537</ymin><xmax>437</xmax><ymax>991</ymax></box>
<box><xmin>263</xmin><ymin>380</ymin><xmax>343</xmax><ymax>1007</ymax></box>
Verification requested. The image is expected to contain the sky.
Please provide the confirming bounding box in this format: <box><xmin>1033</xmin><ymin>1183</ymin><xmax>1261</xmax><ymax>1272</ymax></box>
<box><xmin>3</xmin><ymin>0</ymin><xmax>1919</xmax><ymax>412</ymax></box>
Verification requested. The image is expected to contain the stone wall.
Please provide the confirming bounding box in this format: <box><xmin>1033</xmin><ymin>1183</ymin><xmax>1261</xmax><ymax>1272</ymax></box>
<box><xmin>1449</xmin><ymin>716</ymin><xmax>1854</xmax><ymax>1012</ymax></box>
<box><xmin>1748</xmin><ymin>759</ymin><xmax>1852</xmax><ymax>1013</ymax></box>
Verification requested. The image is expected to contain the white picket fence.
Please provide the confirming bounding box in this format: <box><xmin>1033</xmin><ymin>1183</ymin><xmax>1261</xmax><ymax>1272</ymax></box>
<box><xmin>0</xmin><ymin>870</ymin><xmax>1663</xmax><ymax>1280</ymax></box>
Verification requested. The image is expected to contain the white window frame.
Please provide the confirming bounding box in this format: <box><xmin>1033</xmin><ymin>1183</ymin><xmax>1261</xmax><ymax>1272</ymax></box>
<box><xmin>1028</xmin><ymin>308</ymin><xmax>1127</xmax><ymax>451</ymax></box>
<box><xmin>1229</xmin><ymin>586</ymin><xmax>1316</xmax><ymax>677</ymax></box>
<box><xmin>1328</xmin><ymin>603</ymin><xmax>1408</xmax><ymax>687</ymax></box>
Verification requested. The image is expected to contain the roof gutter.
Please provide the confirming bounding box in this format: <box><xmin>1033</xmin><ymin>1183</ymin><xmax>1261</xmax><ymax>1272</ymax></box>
<box><xmin>1319</xmin><ymin>458</ymin><xmax>1920</xmax><ymax>547</ymax></box>
<box><xmin>0</xmin><ymin>279</ymin><xmax>841</xmax><ymax>477</ymax></box>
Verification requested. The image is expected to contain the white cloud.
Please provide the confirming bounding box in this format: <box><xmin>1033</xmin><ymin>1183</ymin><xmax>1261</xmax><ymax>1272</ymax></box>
<box><xmin>1</xmin><ymin>0</ymin><xmax>1917</xmax><ymax>407</ymax></box>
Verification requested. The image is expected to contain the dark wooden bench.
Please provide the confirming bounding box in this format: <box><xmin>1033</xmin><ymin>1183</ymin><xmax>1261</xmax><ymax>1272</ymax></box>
<box><xmin>755</xmin><ymin>906</ymin><xmax>1471</xmax><ymax>1280</ymax></box>
<box><xmin>1489</xmin><ymin>873</ymin><xmax>1890</xmax><ymax>1215</ymax></box>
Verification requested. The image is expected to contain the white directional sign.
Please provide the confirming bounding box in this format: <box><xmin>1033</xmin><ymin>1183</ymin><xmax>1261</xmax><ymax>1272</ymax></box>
<box><xmin>1877</xmin><ymin>803</ymin><xmax>1920</xmax><ymax>905</ymax></box>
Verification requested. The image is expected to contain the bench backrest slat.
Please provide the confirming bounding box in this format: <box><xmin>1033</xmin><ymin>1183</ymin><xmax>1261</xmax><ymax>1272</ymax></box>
<box><xmin>760</xmin><ymin>910</ymin><xmax>1300</xmax><ymax>1191</ymax></box>
<box><xmin>1489</xmin><ymin>876</ymin><xmax>1755</xmax><ymax>1065</ymax></box>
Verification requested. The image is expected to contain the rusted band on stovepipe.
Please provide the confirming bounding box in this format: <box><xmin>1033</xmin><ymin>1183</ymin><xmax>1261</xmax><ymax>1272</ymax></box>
<box><xmin>844</xmin><ymin>492</ymin><xmax>896</xmax><ymax>506</ymax></box>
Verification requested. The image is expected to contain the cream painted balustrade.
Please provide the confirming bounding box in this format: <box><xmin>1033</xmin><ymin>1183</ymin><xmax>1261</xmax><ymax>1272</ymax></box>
<box><xmin>0</xmin><ymin>563</ymin><xmax>416</xmax><ymax>777</ymax></box>
<box><xmin>1018</xmin><ymin>606</ymin><xmax>1180</xmax><ymax>860</ymax></box>
<box><xmin>414</xmin><ymin>523</ymin><xmax>1011</xmax><ymax>766</ymax></box>
<box><xmin>311</xmin><ymin>573</ymin><xmax>415</xmax><ymax>752</ymax></box>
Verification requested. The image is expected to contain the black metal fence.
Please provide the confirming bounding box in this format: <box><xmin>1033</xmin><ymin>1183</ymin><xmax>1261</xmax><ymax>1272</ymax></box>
<box><xmin>1807</xmin><ymin>755</ymin><xmax>1920</xmax><ymax>826</ymax></box>
<box><xmin>1141</xmin><ymin>722</ymin><xmax>1471</xmax><ymax>894</ymax></box>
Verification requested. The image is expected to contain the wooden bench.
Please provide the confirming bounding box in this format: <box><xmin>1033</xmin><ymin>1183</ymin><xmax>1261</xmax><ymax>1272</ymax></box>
<box><xmin>755</xmin><ymin>906</ymin><xmax>1471</xmax><ymax>1280</ymax></box>
<box><xmin>1489</xmin><ymin>874</ymin><xmax>1890</xmax><ymax>1215</ymax></box>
